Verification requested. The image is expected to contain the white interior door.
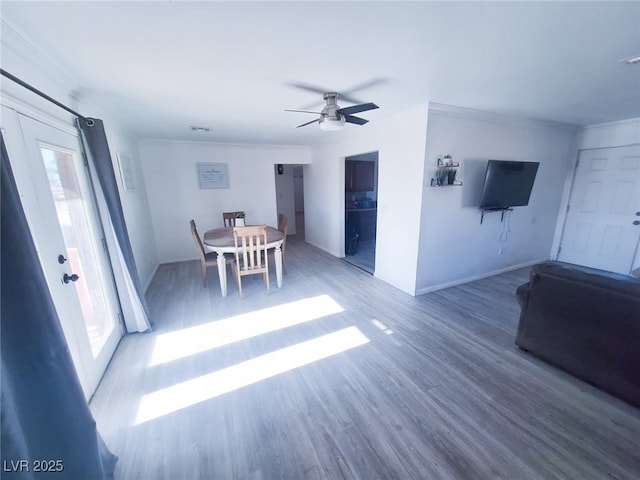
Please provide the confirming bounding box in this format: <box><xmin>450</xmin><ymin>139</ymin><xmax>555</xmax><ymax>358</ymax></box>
<box><xmin>2</xmin><ymin>105</ymin><xmax>122</xmax><ymax>399</ymax></box>
<box><xmin>558</xmin><ymin>145</ymin><xmax>640</xmax><ymax>274</ymax></box>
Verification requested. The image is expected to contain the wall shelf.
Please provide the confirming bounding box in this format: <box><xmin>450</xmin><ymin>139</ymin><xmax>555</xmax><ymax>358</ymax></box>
<box><xmin>430</xmin><ymin>179</ymin><xmax>463</xmax><ymax>187</ymax></box>
<box><xmin>432</xmin><ymin>155</ymin><xmax>461</xmax><ymax>187</ymax></box>
<box><xmin>437</xmin><ymin>159</ymin><xmax>460</xmax><ymax>168</ymax></box>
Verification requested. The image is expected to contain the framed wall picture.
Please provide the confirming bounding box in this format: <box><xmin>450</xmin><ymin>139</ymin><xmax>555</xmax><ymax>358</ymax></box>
<box><xmin>117</xmin><ymin>152</ymin><xmax>135</xmax><ymax>191</ymax></box>
<box><xmin>197</xmin><ymin>162</ymin><xmax>229</xmax><ymax>189</ymax></box>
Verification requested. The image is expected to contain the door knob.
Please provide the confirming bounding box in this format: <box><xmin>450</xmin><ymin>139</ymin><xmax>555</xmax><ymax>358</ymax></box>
<box><xmin>634</xmin><ymin>220</ymin><xmax>640</xmax><ymax>226</ymax></box>
<box><xmin>58</xmin><ymin>254</ymin><xmax>67</xmax><ymax>264</ymax></box>
<box><xmin>63</xmin><ymin>273</ymin><xmax>79</xmax><ymax>284</ymax></box>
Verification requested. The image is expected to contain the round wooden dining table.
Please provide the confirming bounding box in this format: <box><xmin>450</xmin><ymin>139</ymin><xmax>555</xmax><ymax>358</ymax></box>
<box><xmin>203</xmin><ymin>226</ymin><xmax>284</xmax><ymax>297</ymax></box>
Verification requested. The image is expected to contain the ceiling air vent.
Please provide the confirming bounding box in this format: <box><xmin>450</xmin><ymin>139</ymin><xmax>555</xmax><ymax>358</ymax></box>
<box><xmin>190</xmin><ymin>126</ymin><xmax>211</xmax><ymax>132</ymax></box>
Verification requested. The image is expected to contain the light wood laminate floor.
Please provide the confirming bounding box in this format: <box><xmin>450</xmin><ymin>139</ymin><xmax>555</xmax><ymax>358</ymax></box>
<box><xmin>90</xmin><ymin>235</ymin><xmax>640</xmax><ymax>479</ymax></box>
<box><xmin>343</xmin><ymin>239</ymin><xmax>375</xmax><ymax>274</ymax></box>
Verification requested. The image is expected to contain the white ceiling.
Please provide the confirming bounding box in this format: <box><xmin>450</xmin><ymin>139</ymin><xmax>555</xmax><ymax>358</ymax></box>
<box><xmin>2</xmin><ymin>1</ymin><xmax>639</xmax><ymax>146</ymax></box>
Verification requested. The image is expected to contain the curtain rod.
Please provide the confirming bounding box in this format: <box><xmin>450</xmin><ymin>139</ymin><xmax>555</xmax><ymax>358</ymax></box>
<box><xmin>1</xmin><ymin>68</ymin><xmax>87</xmax><ymax>121</ymax></box>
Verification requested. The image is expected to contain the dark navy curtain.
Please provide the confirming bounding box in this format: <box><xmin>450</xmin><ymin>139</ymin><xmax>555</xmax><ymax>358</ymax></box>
<box><xmin>0</xmin><ymin>132</ymin><xmax>117</xmax><ymax>478</ymax></box>
<box><xmin>76</xmin><ymin>117</ymin><xmax>151</xmax><ymax>329</ymax></box>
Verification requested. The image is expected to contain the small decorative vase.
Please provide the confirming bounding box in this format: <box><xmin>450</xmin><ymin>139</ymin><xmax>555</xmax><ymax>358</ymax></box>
<box><xmin>235</xmin><ymin>218</ymin><xmax>245</xmax><ymax>226</ymax></box>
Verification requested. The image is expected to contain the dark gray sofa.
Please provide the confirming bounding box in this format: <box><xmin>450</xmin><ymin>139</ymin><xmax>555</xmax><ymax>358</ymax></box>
<box><xmin>515</xmin><ymin>261</ymin><xmax>640</xmax><ymax>409</ymax></box>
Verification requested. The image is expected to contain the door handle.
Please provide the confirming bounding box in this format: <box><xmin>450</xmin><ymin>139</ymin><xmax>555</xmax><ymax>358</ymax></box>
<box><xmin>63</xmin><ymin>273</ymin><xmax>79</xmax><ymax>284</ymax></box>
<box><xmin>58</xmin><ymin>254</ymin><xmax>67</xmax><ymax>264</ymax></box>
<box><xmin>634</xmin><ymin>220</ymin><xmax>640</xmax><ymax>226</ymax></box>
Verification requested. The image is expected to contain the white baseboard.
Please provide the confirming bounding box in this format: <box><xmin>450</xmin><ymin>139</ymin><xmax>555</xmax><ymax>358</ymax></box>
<box><xmin>415</xmin><ymin>258</ymin><xmax>546</xmax><ymax>296</ymax></box>
<box><xmin>304</xmin><ymin>239</ymin><xmax>339</xmax><ymax>257</ymax></box>
<box><xmin>143</xmin><ymin>255</ymin><xmax>199</xmax><ymax>293</ymax></box>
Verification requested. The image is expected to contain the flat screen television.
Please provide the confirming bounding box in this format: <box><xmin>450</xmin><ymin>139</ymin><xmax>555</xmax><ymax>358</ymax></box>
<box><xmin>479</xmin><ymin>160</ymin><xmax>540</xmax><ymax>210</ymax></box>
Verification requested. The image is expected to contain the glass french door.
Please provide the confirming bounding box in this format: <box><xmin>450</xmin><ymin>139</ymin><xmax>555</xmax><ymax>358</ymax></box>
<box><xmin>2</xmin><ymin>105</ymin><xmax>122</xmax><ymax>399</ymax></box>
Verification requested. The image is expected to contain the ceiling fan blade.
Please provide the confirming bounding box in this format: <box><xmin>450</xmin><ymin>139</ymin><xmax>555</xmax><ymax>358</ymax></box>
<box><xmin>343</xmin><ymin>115</ymin><xmax>368</xmax><ymax>126</ymax></box>
<box><xmin>288</xmin><ymin>82</ymin><xmax>330</xmax><ymax>95</ymax></box>
<box><xmin>334</xmin><ymin>93</ymin><xmax>365</xmax><ymax>105</ymax></box>
<box><xmin>338</xmin><ymin>103</ymin><xmax>379</xmax><ymax>116</ymax></box>
<box><xmin>299</xmin><ymin>101</ymin><xmax>324</xmax><ymax>111</ymax></box>
<box><xmin>336</xmin><ymin>78</ymin><xmax>389</xmax><ymax>104</ymax></box>
<box><xmin>341</xmin><ymin>78</ymin><xmax>388</xmax><ymax>97</ymax></box>
<box><xmin>289</xmin><ymin>79</ymin><xmax>387</xmax><ymax>109</ymax></box>
<box><xmin>288</xmin><ymin>82</ymin><xmax>332</xmax><ymax>110</ymax></box>
<box><xmin>285</xmin><ymin>109</ymin><xmax>322</xmax><ymax>114</ymax></box>
<box><xmin>296</xmin><ymin>118</ymin><xmax>320</xmax><ymax>128</ymax></box>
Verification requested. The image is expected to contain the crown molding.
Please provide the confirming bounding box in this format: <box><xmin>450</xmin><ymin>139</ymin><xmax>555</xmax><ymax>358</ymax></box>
<box><xmin>428</xmin><ymin>102</ymin><xmax>581</xmax><ymax>132</ymax></box>
<box><xmin>137</xmin><ymin>137</ymin><xmax>313</xmax><ymax>152</ymax></box>
<box><xmin>582</xmin><ymin>117</ymin><xmax>640</xmax><ymax>131</ymax></box>
<box><xmin>1</xmin><ymin>19</ymin><xmax>80</xmax><ymax>97</ymax></box>
<box><xmin>1</xmin><ymin>19</ymin><xmax>138</xmax><ymax>137</ymax></box>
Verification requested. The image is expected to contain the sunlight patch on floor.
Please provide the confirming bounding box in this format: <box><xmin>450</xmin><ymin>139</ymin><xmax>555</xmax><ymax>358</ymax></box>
<box><xmin>135</xmin><ymin>326</ymin><xmax>369</xmax><ymax>425</ymax></box>
<box><xmin>372</xmin><ymin>319</ymin><xmax>394</xmax><ymax>335</ymax></box>
<box><xmin>149</xmin><ymin>294</ymin><xmax>344</xmax><ymax>366</ymax></box>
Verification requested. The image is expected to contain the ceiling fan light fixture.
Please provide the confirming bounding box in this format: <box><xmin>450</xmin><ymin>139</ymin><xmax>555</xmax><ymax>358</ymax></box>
<box><xmin>620</xmin><ymin>55</ymin><xmax>640</xmax><ymax>65</ymax></box>
<box><xmin>319</xmin><ymin>116</ymin><xmax>345</xmax><ymax>131</ymax></box>
<box><xmin>287</xmin><ymin>90</ymin><xmax>377</xmax><ymax>131</ymax></box>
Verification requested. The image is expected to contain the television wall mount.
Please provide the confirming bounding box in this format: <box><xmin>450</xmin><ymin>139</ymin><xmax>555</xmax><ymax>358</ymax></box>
<box><xmin>480</xmin><ymin>207</ymin><xmax>513</xmax><ymax>224</ymax></box>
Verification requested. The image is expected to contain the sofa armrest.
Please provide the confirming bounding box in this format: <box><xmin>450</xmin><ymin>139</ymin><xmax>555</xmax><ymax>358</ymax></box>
<box><xmin>515</xmin><ymin>281</ymin><xmax>530</xmax><ymax>310</ymax></box>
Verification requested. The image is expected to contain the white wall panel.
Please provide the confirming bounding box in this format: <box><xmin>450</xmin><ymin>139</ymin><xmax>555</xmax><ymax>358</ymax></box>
<box><xmin>138</xmin><ymin>140</ymin><xmax>310</xmax><ymax>263</ymax></box>
<box><xmin>416</xmin><ymin>107</ymin><xmax>578</xmax><ymax>293</ymax></box>
<box><xmin>305</xmin><ymin>104</ymin><xmax>429</xmax><ymax>295</ymax></box>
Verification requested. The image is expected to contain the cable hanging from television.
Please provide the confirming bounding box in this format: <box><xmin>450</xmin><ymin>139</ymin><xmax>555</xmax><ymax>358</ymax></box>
<box><xmin>499</xmin><ymin>209</ymin><xmax>512</xmax><ymax>241</ymax></box>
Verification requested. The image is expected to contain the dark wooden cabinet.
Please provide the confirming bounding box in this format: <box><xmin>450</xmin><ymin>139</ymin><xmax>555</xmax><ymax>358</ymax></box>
<box><xmin>346</xmin><ymin>160</ymin><xmax>376</xmax><ymax>192</ymax></box>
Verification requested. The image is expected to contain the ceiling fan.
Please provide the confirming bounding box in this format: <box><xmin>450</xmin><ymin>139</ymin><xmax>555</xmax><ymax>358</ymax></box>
<box><xmin>285</xmin><ymin>92</ymin><xmax>379</xmax><ymax>131</ymax></box>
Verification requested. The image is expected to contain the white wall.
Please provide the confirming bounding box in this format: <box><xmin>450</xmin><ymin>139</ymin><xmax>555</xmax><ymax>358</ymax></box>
<box><xmin>138</xmin><ymin>140</ymin><xmax>311</xmax><ymax>263</ymax></box>
<box><xmin>416</xmin><ymin>105</ymin><xmax>578</xmax><ymax>294</ymax></box>
<box><xmin>1</xmin><ymin>20</ymin><xmax>158</xmax><ymax>288</ymax></box>
<box><xmin>552</xmin><ymin>118</ymin><xmax>640</xmax><ymax>272</ymax></box>
<box><xmin>305</xmin><ymin>104</ymin><xmax>429</xmax><ymax>295</ymax></box>
<box><xmin>101</xmin><ymin>125</ymin><xmax>158</xmax><ymax>287</ymax></box>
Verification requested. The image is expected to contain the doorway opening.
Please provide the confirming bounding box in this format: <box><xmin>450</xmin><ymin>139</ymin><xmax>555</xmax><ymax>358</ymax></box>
<box><xmin>344</xmin><ymin>152</ymin><xmax>378</xmax><ymax>273</ymax></box>
<box><xmin>274</xmin><ymin>164</ymin><xmax>305</xmax><ymax>240</ymax></box>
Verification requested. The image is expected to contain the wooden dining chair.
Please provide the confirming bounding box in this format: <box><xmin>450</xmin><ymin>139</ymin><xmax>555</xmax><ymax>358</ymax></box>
<box><xmin>232</xmin><ymin>225</ymin><xmax>269</xmax><ymax>297</ymax></box>
<box><xmin>190</xmin><ymin>219</ymin><xmax>232</xmax><ymax>287</ymax></box>
<box><xmin>269</xmin><ymin>213</ymin><xmax>288</xmax><ymax>272</ymax></box>
<box><xmin>223</xmin><ymin>211</ymin><xmax>246</xmax><ymax>227</ymax></box>
<box><xmin>222</xmin><ymin>212</ymin><xmax>237</xmax><ymax>227</ymax></box>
